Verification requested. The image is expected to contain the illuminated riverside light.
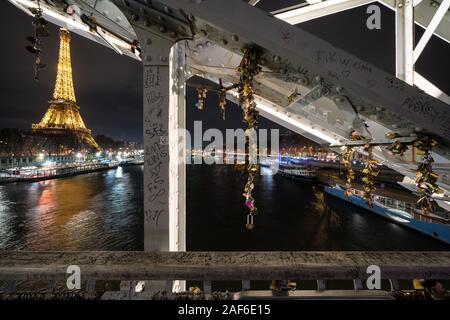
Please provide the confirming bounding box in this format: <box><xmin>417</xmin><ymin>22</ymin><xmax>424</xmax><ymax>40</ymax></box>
<box><xmin>43</xmin><ymin>160</ymin><xmax>54</xmax><ymax>167</ymax></box>
<box><xmin>96</xmin><ymin>151</ymin><xmax>101</xmax><ymax>157</ymax></box>
<box><xmin>76</xmin><ymin>152</ymin><xmax>83</xmax><ymax>159</ymax></box>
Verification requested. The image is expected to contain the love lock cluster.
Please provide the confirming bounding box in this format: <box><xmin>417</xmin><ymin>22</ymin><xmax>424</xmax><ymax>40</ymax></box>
<box><xmin>361</xmin><ymin>144</ymin><xmax>379</xmax><ymax>205</ymax></box>
<box><xmin>218</xmin><ymin>88</ymin><xmax>227</xmax><ymax>120</ymax></box>
<box><xmin>217</xmin><ymin>79</ymin><xmax>227</xmax><ymax>120</ymax></box>
<box><xmin>25</xmin><ymin>0</ymin><xmax>49</xmax><ymax>81</ymax></box>
<box><xmin>386</xmin><ymin>131</ymin><xmax>408</xmax><ymax>156</ymax></box>
<box><xmin>196</xmin><ymin>87</ymin><xmax>207</xmax><ymax>110</ymax></box>
<box><xmin>341</xmin><ymin>146</ymin><xmax>355</xmax><ymax>197</ymax></box>
<box><xmin>414</xmin><ymin>136</ymin><xmax>443</xmax><ymax>213</ymax></box>
<box><xmin>236</xmin><ymin>46</ymin><xmax>262</xmax><ymax>230</ymax></box>
<box><xmin>236</xmin><ymin>47</ymin><xmax>262</xmax><ymax>130</ymax></box>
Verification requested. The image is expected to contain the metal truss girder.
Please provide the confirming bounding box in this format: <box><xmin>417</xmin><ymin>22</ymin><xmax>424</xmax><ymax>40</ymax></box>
<box><xmin>395</xmin><ymin>0</ymin><xmax>415</xmax><ymax>85</ymax></box>
<box><xmin>382</xmin><ymin>0</ymin><xmax>450</xmax><ymax>44</ymax></box>
<box><xmin>156</xmin><ymin>0</ymin><xmax>450</xmax><ymax>142</ymax></box>
<box><xmin>273</xmin><ymin>0</ymin><xmax>374</xmax><ymax>24</ymax></box>
<box><xmin>8</xmin><ymin>0</ymin><xmax>141</xmax><ymax>60</ymax></box>
<box><xmin>413</xmin><ymin>0</ymin><xmax>450</xmax><ymax>63</ymax></box>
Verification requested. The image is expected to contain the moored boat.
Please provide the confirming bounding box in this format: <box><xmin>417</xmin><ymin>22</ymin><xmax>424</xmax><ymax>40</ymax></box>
<box><xmin>324</xmin><ymin>185</ymin><xmax>450</xmax><ymax>245</ymax></box>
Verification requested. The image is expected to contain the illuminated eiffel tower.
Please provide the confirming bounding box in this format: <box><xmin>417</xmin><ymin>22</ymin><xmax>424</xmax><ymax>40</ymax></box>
<box><xmin>32</xmin><ymin>28</ymin><xmax>99</xmax><ymax>152</ymax></box>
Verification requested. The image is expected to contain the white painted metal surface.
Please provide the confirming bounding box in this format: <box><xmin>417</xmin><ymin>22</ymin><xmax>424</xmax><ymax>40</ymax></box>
<box><xmin>413</xmin><ymin>0</ymin><xmax>450</xmax><ymax>62</ymax></box>
<box><xmin>274</xmin><ymin>0</ymin><xmax>374</xmax><ymax>24</ymax></box>
<box><xmin>395</xmin><ymin>0</ymin><xmax>415</xmax><ymax>85</ymax></box>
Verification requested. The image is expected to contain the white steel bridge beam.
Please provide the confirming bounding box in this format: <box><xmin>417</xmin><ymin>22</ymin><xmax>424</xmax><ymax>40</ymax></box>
<box><xmin>395</xmin><ymin>0</ymin><xmax>415</xmax><ymax>85</ymax></box>
<box><xmin>134</xmin><ymin>27</ymin><xmax>187</xmax><ymax>292</ymax></box>
<box><xmin>159</xmin><ymin>0</ymin><xmax>450</xmax><ymax>141</ymax></box>
<box><xmin>273</xmin><ymin>0</ymin><xmax>374</xmax><ymax>24</ymax></box>
<box><xmin>413</xmin><ymin>0</ymin><xmax>450</xmax><ymax>63</ymax></box>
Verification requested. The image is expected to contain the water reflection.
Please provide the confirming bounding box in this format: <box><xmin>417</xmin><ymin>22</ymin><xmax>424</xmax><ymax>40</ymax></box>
<box><xmin>187</xmin><ymin>164</ymin><xmax>449</xmax><ymax>251</ymax></box>
<box><xmin>0</xmin><ymin>164</ymin><xmax>448</xmax><ymax>251</ymax></box>
<box><xmin>0</xmin><ymin>166</ymin><xmax>144</xmax><ymax>250</ymax></box>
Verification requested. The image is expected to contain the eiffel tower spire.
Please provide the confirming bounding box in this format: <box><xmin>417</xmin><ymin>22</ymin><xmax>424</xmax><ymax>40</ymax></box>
<box><xmin>32</xmin><ymin>28</ymin><xmax>99</xmax><ymax>152</ymax></box>
<box><xmin>53</xmin><ymin>28</ymin><xmax>76</xmax><ymax>102</ymax></box>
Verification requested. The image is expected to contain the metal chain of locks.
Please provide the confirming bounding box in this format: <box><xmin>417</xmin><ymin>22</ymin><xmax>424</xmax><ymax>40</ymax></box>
<box><xmin>386</xmin><ymin>131</ymin><xmax>409</xmax><ymax>156</ymax></box>
<box><xmin>236</xmin><ymin>46</ymin><xmax>262</xmax><ymax>230</ymax></box>
<box><xmin>196</xmin><ymin>87</ymin><xmax>207</xmax><ymax>110</ymax></box>
<box><xmin>341</xmin><ymin>146</ymin><xmax>355</xmax><ymax>197</ymax></box>
<box><xmin>25</xmin><ymin>0</ymin><xmax>49</xmax><ymax>81</ymax></box>
<box><xmin>218</xmin><ymin>79</ymin><xmax>227</xmax><ymax>120</ymax></box>
<box><xmin>361</xmin><ymin>144</ymin><xmax>379</xmax><ymax>205</ymax></box>
<box><xmin>414</xmin><ymin>136</ymin><xmax>443</xmax><ymax>213</ymax></box>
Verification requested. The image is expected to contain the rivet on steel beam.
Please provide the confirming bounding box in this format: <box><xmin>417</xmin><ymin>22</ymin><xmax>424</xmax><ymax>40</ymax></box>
<box><xmin>231</xmin><ymin>35</ymin><xmax>239</xmax><ymax>42</ymax></box>
<box><xmin>164</xmin><ymin>6</ymin><xmax>171</xmax><ymax>14</ymax></box>
<box><xmin>115</xmin><ymin>17</ymin><xmax>122</xmax><ymax>22</ymax></box>
<box><xmin>273</xmin><ymin>55</ymin><xmax>281</xmax><ymax>63</ymax></box>
<box><xmin>160</xmin><ymin>56</ymin><xmax>168</xmax><ymax>62</ymax></box>
<box><xmin>159</xmin><ymin>26</ymin><xmax>167</xmax><ymax>33</ymax></box>
<box><xmin>196</xmin><ymin>43</ymin><xmax>203</xmax><ymax>50</ymax></box>
<box><xmin>103</xmin><ymin>10</ymin><xmax>109</xmax><ymax>16</ymax></box>
<box><xmin>157</xmin><ymin>15</ymin><xmax>165</xmax><ymax>22</ymax></box>
<box><xmin>206</xmin><ymin>41</ymin><xmax>212</xmax><ymax>47</ymax></box>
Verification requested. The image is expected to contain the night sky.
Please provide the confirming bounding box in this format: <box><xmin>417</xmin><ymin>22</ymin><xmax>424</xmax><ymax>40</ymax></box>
<box><xmin>0</xmin><ymin>1</ymin><xmax>448</xmax><ymax>143</ymax></box>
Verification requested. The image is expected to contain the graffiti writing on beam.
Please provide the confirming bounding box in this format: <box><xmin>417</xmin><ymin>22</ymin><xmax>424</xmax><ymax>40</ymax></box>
<box><xmin>144</xmin><ymin>66</ymin><xmax>169</xmax><ymax>225</ymax></box>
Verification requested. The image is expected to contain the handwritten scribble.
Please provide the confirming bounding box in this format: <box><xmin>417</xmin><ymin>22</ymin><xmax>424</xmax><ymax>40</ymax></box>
<box><xmin>341</xmin><ymin>70</ymin><xmax>351</xmax><ymax>78</ymax></box>
<box><xmin>280</xmin><ymin>27</ymin><xmax>294</xmax><ymax>44</ymax></box>
<box><xmin>147</xmin><ymin>176</ymin><xmax>166</xmax><ymax>203</ymax></box>
<box><xmin>146</xmin><ymin>122</ymin><xmax>167</xmax><ymax>138</ymax></box>
<box><xmin>386</xmin><ymin>77</ymin><xmax>406</xmax><ymax>91</ymax></box>
<box><xmin>145</xmin><ymin>209</ymin><xmax>164</xmax><ymax>226</ymax></box>
<box><xmin>402</xmin><ymin>96</ymin><xmax>438</xmax><ymax>122</ymax></box>
<box><xmin>367</xmin><ymin>79</ymin><xmax>377</xmax><ymax>88</ymax></box>
<box><xmin>144</xmin><ymin>66</ymin><xmax>168</xmax><ymax>225</ymax></box>
<box><xmin>317</xmin><ymin>50</ymin><xmax>336</xmax><ymax>64</ymax></box>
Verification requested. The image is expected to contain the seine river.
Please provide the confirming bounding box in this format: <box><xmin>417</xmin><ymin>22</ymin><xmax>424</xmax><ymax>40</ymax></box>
<box><xmin>0</xmin><ymin>165</ymin><xmax>448</xmax><ymax>251</ymax></box>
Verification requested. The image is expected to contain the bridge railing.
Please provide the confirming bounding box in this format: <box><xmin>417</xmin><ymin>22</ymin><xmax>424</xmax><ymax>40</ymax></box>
<box><xmin>0</xmin><ymin>251</ymin><xmax>449</xmax><ymax>299</ymax></box>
